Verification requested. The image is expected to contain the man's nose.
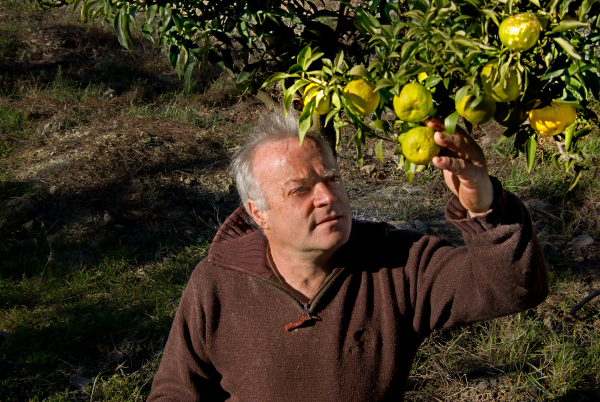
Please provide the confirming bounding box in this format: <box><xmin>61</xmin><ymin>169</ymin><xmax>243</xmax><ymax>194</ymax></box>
<box><xmin>313</xmin><ymin>182</ymin><xmax>336</xmax><ymax>206</ymax></box>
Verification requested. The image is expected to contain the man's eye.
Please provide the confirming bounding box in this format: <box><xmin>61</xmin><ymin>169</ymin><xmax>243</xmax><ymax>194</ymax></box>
<box><xmin>329</xmin><ymin>176</ymin><xmax>340</xmax><ymax>183</ymax></box>
<box><xmin>293</xmin><ymin>186</ymin><xmax>307</xmax><ymax>194</ymax></box>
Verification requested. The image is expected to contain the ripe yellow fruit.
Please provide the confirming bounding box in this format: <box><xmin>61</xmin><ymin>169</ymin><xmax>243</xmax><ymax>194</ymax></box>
<box><xmin>456</xmin><ymin>94</ymin><xmax>496</xmax><ymax>125</ymax></box>
<box><xmin>499</xmin><ymin>12</ymin><xmax>541</xmax><ymax>52</ymax></box>
<box><xmin>400</xmin><ymin>126</ymin><xmax>440</xmax><ymax>166</ymax></box>
<box><xmin>529</xmin><ymin>101</ymin><xmax>577</xmax><ymax>137</ymax></box>
<box><xmin>481</xmin><ymin>62</ymin><xmax>520</xmax><ymax>103</ymax></box>
<box><xmin>393</xmin><ymin>83</ymin><xmax>434</xmax><ymax>123</ymax></box>
<box><xmin>343</xmin><ymin>78</ymin><xmax>380</xmax><ymax>116</ymax></box>
<box><xmin>304</xmin><ymin>83</ymin><xmax>332</xmax><ymax>115</ymax></box>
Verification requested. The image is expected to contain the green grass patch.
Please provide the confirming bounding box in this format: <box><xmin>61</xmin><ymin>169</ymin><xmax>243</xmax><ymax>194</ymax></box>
<box><xmin>0</xmin><ymin>236</ymin><xmax>208</xmax><ymax>400</ymax></box>
<box><xmin>0</xmin><ymin>104</ymin><xmax>34</xmax><ymax>157</ymax></box>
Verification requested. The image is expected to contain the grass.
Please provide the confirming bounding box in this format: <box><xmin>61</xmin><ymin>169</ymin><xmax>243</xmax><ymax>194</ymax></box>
<box><xmin>0</xmin><ymin>237</ymin><xmax>207</xmax><ymax>401</ymax></box>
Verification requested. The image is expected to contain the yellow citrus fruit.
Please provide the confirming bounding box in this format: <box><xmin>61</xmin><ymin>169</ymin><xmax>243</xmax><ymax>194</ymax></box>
<box><xmin>499</xmin><ymin>12</ymin><xmax>541</xmax><ymax>52</ymax></box>
<box><xmin>343</xmin><ymin>78</ymin><xmax>380</xmax><ymax>116</ymax></box>
<box><xmin>304</xmin><ymin>83</ymin><xmax>332</xmax><ymax>115</ymax></box>
<box><xmin>401</xmin><ymin>126</ymin><xmax>440</xmax><ymax>165</ymax></box>
<box><xmin>456</xmin><ymin>94</ymin><xmax>496</xmax><ymax>125</ymax></box>
<box><xmin>481</xmin><ymin>62</ymin><xmax>520</xmax><ymax>103</ymax></box>
<box><xmin>494</xmin><ymin>101</ymin><xmax>527</xmax><ymax>127</ymax></box>
<box><xmin>529</xmin><ymin>101</ymin><xmax>577</xmax><ymax>137</ymax></box>
<box><xmin>393</xmin><ymin>83</ymin><xmax>434</xmax><ymax>123</ymax></box>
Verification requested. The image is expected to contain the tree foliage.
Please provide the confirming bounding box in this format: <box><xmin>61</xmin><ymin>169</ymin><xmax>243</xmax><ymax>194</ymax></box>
<box><xmin>28</xmin><ymin>0</ymin><xmax>600</xmax><ymax>188</ymax></box>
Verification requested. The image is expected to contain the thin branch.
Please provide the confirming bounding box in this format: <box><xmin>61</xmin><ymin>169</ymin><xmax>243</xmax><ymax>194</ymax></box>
<box><xmin>553</xmin><ymin>288</ymin><xmax>600</xmax><ymax>333</ymax></box>
<box><xmin>406</xmin><ymin>359</ymin><xmax>544</xmax><ymax>391</ymax></box>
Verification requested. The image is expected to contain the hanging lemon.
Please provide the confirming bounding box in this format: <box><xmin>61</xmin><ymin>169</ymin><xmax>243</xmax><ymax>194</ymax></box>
<box><xmin>499</xmin><ymin>12</ymin><xmax>541</xmax><ymax>52</ymax></box>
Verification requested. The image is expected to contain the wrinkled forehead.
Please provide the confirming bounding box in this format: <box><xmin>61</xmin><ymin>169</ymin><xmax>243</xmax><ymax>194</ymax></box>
<box><xmin>252</xmin><ymin>137</ymin><xmax>337</xmax><ymax>179</ymax></box>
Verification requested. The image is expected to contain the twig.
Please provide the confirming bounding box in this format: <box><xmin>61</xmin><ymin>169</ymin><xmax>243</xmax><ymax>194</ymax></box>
<box><xmin>554</xmin><ymin>139</ymin><xmax>569</xmax><ymax>158</ymax></box>
<box><xmin>553</xmin><ymin>288</ymin><xmax>600</xmax><ymax>332</ymax></box>
<box><xmin>256</xmin><ymin>90</ymin><xmax>280</xmax><ymax>110</ymax></box>
<box><xmin>406</xmin><ymin>359</ymin><xmax>544</xmax><ymax>391</ymax></box>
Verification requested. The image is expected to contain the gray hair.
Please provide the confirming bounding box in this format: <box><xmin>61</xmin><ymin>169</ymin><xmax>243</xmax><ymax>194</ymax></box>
<box><xmin>230</xmin><ymin>108</ymin><xmax>334</xmax><ymax>215</ymax></box>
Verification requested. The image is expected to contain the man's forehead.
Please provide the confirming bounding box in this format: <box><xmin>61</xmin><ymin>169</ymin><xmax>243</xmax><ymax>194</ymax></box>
<box><xmin>253</xmin><ymin>137</ymin><xmax>336</xmax><ymax>183</ymax></box>
<box><xmin>255</xmin><ymin>137</ymin><xmax>330</xmax><ymax>167</ymax></box>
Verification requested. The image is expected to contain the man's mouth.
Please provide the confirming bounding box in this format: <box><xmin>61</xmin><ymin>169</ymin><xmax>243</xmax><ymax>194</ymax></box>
<box><xmin>316</xmin><ymin>215</ymin><xmax>341</xmax><ymax>226</ymax></box>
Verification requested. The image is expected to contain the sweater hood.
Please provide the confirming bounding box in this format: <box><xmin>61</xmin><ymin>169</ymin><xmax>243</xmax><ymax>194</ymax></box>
<box><xmin>207</xmin><ymin>206</ymin><xmax>413</xmax><ymax>280</ymax></box>
<box><xmin>208</xmin><ymin>206</ymin><xmax>273</xmax><ymax>279</ymax></box>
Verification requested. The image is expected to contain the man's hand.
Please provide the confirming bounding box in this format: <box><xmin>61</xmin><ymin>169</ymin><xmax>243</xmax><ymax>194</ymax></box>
<box><xmin>424</xmin><ymin>118</ymin><xmax>494</xmax><ymax>217</ymax></box>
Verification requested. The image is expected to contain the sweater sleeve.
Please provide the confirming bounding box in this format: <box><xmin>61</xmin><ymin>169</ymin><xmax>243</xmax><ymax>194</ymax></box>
<box><xmin>405</xmin><ymin>177</ymin><xmax>548</xmax><ymax>334</ymax></box>
<box><xmin>147</xmin><ymin>262</ymin><xmax>228</xmax><ymax>402</ymax></box>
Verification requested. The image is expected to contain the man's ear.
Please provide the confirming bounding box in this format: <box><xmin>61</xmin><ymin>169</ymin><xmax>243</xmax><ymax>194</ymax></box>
<box><xmin>247</xmin><ymin>199</ymin><xmax>268</xmax><ymax>230</ymax></box>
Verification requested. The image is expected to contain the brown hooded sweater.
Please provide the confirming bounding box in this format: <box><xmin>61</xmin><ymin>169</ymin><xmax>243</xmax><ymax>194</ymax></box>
<box><xmin>148</xmin><ymin>178</ymin><xmax>548</xmax><ymax>402</ymax></box>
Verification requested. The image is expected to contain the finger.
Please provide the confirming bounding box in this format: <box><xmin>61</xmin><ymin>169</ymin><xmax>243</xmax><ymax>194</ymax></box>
<box><xmin>434</xmin><ymin>132</ymin><xmax>485</xmax><ymax>165</ymax></box>
<box><xmin>424</xmin><ymin>117</ymin><xmax>446</xmax><ymax>132</ymax></box>
<box><xmin>432</xmin><ymin>155</ymin><xmax>486</xmax><ymax>184</ymax></box>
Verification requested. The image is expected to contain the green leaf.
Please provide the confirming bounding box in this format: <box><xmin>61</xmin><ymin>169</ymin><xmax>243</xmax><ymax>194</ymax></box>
<box><xmin>113</xmin><ymin>10</ymin><xmax>129</xmax><ymax>50</ymax></box>
<box><xmin>469</xmin><ymin>95</ymin><xmax>483</xmax><ymax>109</ymax></box>
<box><xmin>481</xmin><ymin>9</ymin><xmax>500</xmax><ymax>26</ymax></box>
<box><xmin>455</xmin><ymin>85</ymin><xmax>470</xmax><ymax>108</ymax></box>
<box><xmin>334</xmin><ymin>51</ymin><xmax>344</xmax><ymax>70</ymax></box>
<box><xmin>579</xmin><ymin>0</ymin><xmax>599</xmax><ymax>20</ymax></box>
<box><xmin>568</xmin><ymin>167</ymin><xmax>583</xmax><ymax>191</ymax></box>
<box><xmin>324</xmin><ymin>107</ymin><xmax>341</xmax><ymax>128</ymax></box>
<box><xmin>564</xmin><ymin>122</ymin><xmax>576</xmax><ymax>151</ymax></box>
<box><xmin>172</xmin><ymin>12</ymin><xmax>184</xmax><ymax>31</ymax></box>
<box><xmin>71</xmin><ymin>0</ymin><xmax>84</xmax><ymax>16</ymax></box>
<box><xmin>553</xmin><ymin>37</ymin><xmax>582</xmax><ymax>60</ymax></box>
<box><xmin>283</xmin><ymin>79</ymin><xmax>309</xmax><ymax>114</ymax></box>
<box><xmin>306</xmin><ymin>52</ymin><xmax>325</xmax><ymax>70</ymax></box>
<box><xmin>424</xmin><ymin>75</ymin><xmax>442</xmax><ymax>88</ymax></box>
<box><xmin>298</xmin><ymin>100</ymin><xmax>316</xmax><ymax>145</ymax></box>
<box><xmin>261</xmin><ymin>72</ymin><xmax>300</xmax><ymax>88</ymax></box>
<box><xmin>235</xmin><ymin>69</ymin><xmax>251</xmax><ymax>84</ymax></box>
<box><xmin>551</xmin><ymin>153</ymin><xmax>560</xmax><ymax>170</ymax></box>
<box><xmin>354</xmin><ymin>130</ymin><xmax>364</xmax><ymax>167</ymax></box>
<box><xmin>444</xmin><ymin>111</ymin><xmax>459</xmax><ymax>134</ymax></box>
<box><xmin>374</xmin><ymin>79</ymin><xmax>394</xmax><ymax>91</ymax></box>
<box><xmin>525</xmin><ymin>134</ymin><xmax>537</xmax><ymax>173</ymax></box>
<box><xmin>405</xmin><ymin>159</ymin><xmax>416</xmax><ymax>183</ymax></box>
<box><xmin>184</xmin><ymin>59</ymin><xmax>197</xmax><ymax>93</ymax></box>
<box><xmin>541</xmin><ymin>68</ymin><xmax>565</xmax><ymax>80</ymax></box>
<box><xmin>168</xmin><ymin>44</ymin><xmax>178</xmax><ymax>69</ymax></box>
<box><xmin>80</xmin><ymin>0</ymin><xmax>99</xmax><ymax>22</ymax></box>
<box><xmin>347</xmin><ymin>65</ymin><xmax>368</xmax><ymax>77</ymax></box>
<box><xmin>375</xmin><ymin>140</ymin><xmax>384</xmax><ymax>163</ymax></box>
<box><xmin>146</xmin><ymin>4</ymin><xmax>157</xmax><ymax>25</ymax></box>
<box><xmin>297</xmin><ymin>46</ymin><xmax>312</xmax><ymax>70</ymax></box>
<box><xmin>369</xmin><ymin>119</ymin><xmax>390</xmax><ymax>132</ymax></box>
<box><xmin>551</xmin><ymin>20</ymin><xmax>589</xmax><ymax>33</ymax></box>
<box><xmin>289</xmin><ymin>64</ymin><xmax>303</xmax><ymax>74</ymax></box>
<box><xmin>573</xmin><ymin>128</ymin><xmax>592</xmax><ymax>141</ymax></box>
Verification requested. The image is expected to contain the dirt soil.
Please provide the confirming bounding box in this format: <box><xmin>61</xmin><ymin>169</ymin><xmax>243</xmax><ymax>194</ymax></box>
<box><xmin>1</xmin><ymin>2</ymin><xmax>600</xmax><ymax>401</ymax></box>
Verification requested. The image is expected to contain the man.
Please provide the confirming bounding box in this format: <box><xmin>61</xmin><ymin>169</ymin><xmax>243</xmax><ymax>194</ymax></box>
<box><xmin>148</xmin><ymin>109</ymin><xmax>548</xmax><ymax>401</ymax></box>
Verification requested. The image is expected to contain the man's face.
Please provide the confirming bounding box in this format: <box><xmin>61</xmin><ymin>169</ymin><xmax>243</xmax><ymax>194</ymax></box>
<box><xmin>249</xmin><ymin>137</ymin><xmax>352</xmax><ymax>257</ymax></box>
